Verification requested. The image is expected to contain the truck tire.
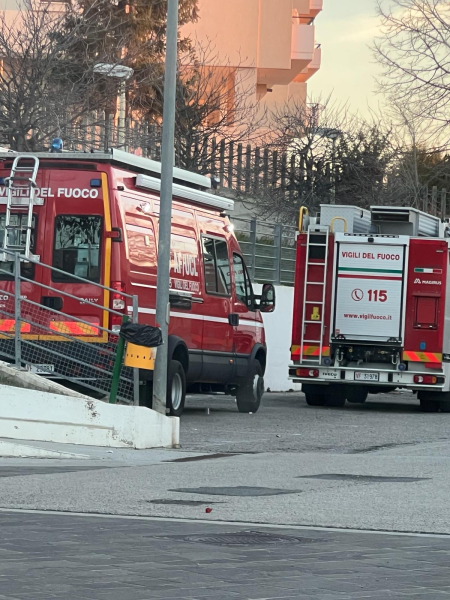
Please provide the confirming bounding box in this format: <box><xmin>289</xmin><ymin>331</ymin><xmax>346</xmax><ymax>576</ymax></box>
<box><xmin>167</xmin><ymin>360</ymin><xmax>186</xmax><ymax>417</ymax></box>
<box><xmin>419</xmin><ymin>397</ymin><xmax>440</xmax><ymax>413</ymax></box>
<box><xmin>236</xmin><ymin>360</ymin><xmax>264</xmax><ymax>413</ymax></box>
<box><xmin>324</xmin><ymin>388</ymin><xmax>346</xmax><ymax>408</ymax></box>
<box><xmin>304</xmin><ymin>393</ymin><xmax>326</xmax><ymax>406</ymax></box>
<box><xmin>346</xmin><ymin>387</ymin><xmax>368</xmax><ymax>404</ymax></box>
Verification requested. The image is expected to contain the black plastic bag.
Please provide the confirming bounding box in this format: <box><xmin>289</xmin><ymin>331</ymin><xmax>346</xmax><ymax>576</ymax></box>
<box><xmin>119</xmin><ymin>322</ymin><xmax>163</xmax><ymax>348</ymax></box>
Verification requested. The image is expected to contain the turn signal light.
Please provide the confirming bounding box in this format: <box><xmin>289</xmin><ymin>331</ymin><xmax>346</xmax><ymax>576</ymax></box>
<box><xmin>296</xmin><ymin>368</ymin><xmax>319</xmax><ymax>378</ymax></box>
<box><xmin>414</xmin><ymin>375</ymin><xmax>437</xmax><ymax>384</ymax></box>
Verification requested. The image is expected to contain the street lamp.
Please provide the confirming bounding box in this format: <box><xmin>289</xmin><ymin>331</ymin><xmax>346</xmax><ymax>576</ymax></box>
<box><xmin>315</xmin><ymin>128</ymin><xmax>341</xmax><ymax>204</ymax></box>
<box><xmin>93</xmin><ymin>63</ymin><xmax>134</xmax><ymax>149</ymax></box>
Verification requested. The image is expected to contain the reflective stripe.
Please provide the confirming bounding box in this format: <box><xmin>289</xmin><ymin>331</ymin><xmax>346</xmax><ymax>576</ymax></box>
<box><xmin>128</xmin><ymin>306</ymin><xmax>265</xmax><ymax>328</ymax></box>
<box><xmin>49</xmin><ymin>321</ymin><xmax>99</xmax><ymax>336</ymax></box>
<box><xmin>291</xmin><ymin>345</ymin><xmax>330</xmax><ymax>357</ymax></box>
<box><xmin>0</xmin><ymin>320</ymin><xmax>31</xmax><ymax>333</ymax></box>
<box><xmin>403</xmin><ymin>350</ymin><xmax>442</xmax><ymax>363</ymax></box>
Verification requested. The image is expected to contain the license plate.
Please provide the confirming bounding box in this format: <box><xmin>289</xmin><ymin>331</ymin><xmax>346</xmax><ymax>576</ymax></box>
<box><xmin>354</xmin><ymin>371</ymin><xmax>379</xmax><ymax>382</ymax></box>
<box><xmin>29</xmin><ymin>364</ymin><xmax>55</xmax><ymax>375</ymax></box>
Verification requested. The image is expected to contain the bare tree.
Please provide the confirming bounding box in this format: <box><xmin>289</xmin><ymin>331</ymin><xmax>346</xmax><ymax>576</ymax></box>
<box><xmin>237</xmin><ymin>96</ymin><xmax>394</xmax><ymax>223</ymax></box>
<box><xmin>373</xmin><ymin>0</ymin><xmax>450</xmax><ymax>151</ymax></box>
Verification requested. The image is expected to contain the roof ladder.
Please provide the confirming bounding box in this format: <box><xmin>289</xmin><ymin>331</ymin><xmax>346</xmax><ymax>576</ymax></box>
<box><xmin>299</xmin><ymin>226</ymin><xmax>330</xmax><ymax>366</ymax></box>
<box><xmin>1</xmin><ymin>155</ymin><xmax>40</xmax><ymax>261</ymax></box>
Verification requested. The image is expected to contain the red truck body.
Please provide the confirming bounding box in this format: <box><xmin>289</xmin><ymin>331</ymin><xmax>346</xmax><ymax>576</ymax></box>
<box><xmin>289</xmin><ymin>205</ymin><xmax>450</xmax><ymax>411</ymax></box>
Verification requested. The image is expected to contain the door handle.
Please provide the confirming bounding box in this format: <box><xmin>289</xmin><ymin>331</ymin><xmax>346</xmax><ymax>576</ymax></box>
<box><xmin>228</xmin><ymin>313</ymin><xmax>239</xmax><ymax>326</ymax></box>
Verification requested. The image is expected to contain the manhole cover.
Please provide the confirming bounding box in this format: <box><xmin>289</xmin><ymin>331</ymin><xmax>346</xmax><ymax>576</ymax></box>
<box><xmin>170</xmin><ymin>486</ymin><xmax>300</xmax><ymax>497</ymax></box>
<box><xmin>297</xmin><ymin>474</ymin><xmax>428</xmax><ymax>483</ymax></box>
<box><xmin>145</xmin><ymin>499</ymin><xmax>221</xmax><ymax>506</ymax></box>
<box><xmin>153</xmin><ymin>531</ymin><xmax>317</xmax><ymax>547</ymax></box>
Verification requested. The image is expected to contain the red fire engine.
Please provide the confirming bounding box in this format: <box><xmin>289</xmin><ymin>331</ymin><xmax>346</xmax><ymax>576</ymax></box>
<box><xmin>0</xmin><ymin>150</ymin><xmax>275</xmax><ymax>415</ymax></box>
<box><xmin>290</xmin><ymin>204</ymin><xmax>450</xmax><ymax>412</ymax></box>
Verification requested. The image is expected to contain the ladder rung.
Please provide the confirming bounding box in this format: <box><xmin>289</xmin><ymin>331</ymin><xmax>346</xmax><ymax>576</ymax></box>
<box><xmin>303</xmin><ymin>339</ymin><xmax>322</xmax><ymax>343</ymax></box>
<box><xmin>308</xmin><ymin>243</ymin><xmax>327</xmax><ymax>247</ymax></box>
<box><xmin>304</xmin><ymin>300</ymin><xmax>324</xmax><ymax>304</ymax></box>
<box><xmin>307</xmin><ymin>262</ymin><xmax>325</xmax><ymax>266</ymax></box>
<box><xmin>306</xmin><ymin>281</ymin><xmax>324</xmax><ymax>285</ymax></box>
<box><xmin>303</xmin><ymin>320</ymin><xmax>324</xmax><ymax>324</ymax></box>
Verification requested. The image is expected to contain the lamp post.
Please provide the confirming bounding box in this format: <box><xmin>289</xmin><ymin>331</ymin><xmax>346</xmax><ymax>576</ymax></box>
<box><xmin>152</xmin><ymin>0</ymin><xmax>179</xmax><ymax>415</ymax></box>
<box><xmin>312</xmin><ymin>127</ymin><xmax>341</xmax><ymax>204</ymax></box>
<box><xmin>93</xmin><ymin>63</ymin><xmax>134</xmax><ymax>149</ymax></box>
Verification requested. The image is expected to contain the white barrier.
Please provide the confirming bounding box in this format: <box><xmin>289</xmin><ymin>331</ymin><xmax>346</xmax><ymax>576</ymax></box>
<box><xmin>0</xmin><ymin>385</ymin><xmax>179</xmax><ymax>449</ymax></box>
<box><xmin>257</xmin><ymin>285</ymin><xmax>301</xmax><ymax>393</ymax></box>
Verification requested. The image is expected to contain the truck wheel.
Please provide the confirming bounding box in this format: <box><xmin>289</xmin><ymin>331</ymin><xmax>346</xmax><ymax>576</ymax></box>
<box><xmin>324</xmin><ymin>389</ymin><xmax>346</xmax><ymax>408</ymax></box>
<box><xmin>236</xmin><ymin>360</ymin><xmax>264</xmax><ymax>413</ymax></box>
<box><xmin>167</xmin><ymin>360</ymin><xmax>186</xmax><ymax>417</ymax></box>
<box><xmin>419</xmin><ymin>398</ymin><xmax>440</xmax><ymax>413</ymax></box>
<box><xmin>346</xmin><ymin>387</ymin><xmax>368</xmax><ymax>404</ymax></box>
<box><xmin>304</xmin><ymin>393</ymin><xmax>326</xmax><ymax>406</ymax></box>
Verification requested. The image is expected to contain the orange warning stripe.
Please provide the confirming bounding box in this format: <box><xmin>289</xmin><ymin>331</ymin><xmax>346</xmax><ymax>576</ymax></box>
<box><xmin>291</xmin><ymin>345</ymin><xmax>330</xmax><ymax>358</ymax></box>
<box><xmin>49</xmin><ymin>321</ymin><xmax>99</xmax><ymax>336</ymax></box>
<box><xmin>0</xmin><ymin>320</ymin><xmax>31</xmax><ymax>333</ymax></box>
<box><xmin>402</xmin><ymin>350</ymin><xmax>442</xmax><ymax>363</ymax></box>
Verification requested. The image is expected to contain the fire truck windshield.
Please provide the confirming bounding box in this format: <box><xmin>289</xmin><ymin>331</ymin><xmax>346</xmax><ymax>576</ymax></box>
<box><xmin>52</xmin><ymin>215</ymin><xmax>102</xmax><ymax>283</ymax></box>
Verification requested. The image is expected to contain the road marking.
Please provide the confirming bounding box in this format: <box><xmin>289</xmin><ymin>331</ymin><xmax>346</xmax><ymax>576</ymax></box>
<box><xmin>0</xmin><ymin>507</ymin><xmax>449</xmax><ymax>539</ymax></box>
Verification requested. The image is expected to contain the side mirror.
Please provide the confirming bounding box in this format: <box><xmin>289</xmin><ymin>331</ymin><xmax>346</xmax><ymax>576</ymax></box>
<box><xmin>260</xmin><ymin>283</ymin><xmax>276</xmax><ymax>313</ymax></box>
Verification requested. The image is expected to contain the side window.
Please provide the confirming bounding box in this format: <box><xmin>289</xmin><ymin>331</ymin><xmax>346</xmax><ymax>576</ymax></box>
<box><xmin>53</xmin><ymin>215</ymin><xmax>102</xmax><ymax>282</ymax></box>
<box><xmin>233</xmin><ymin>254</ymin><xmax>254</xmax><ymax>309</ymax></box>
<box><xmin>202</xmin><ymin>236</ymin><xmax>231</xmax><ymax>295</ymax></box>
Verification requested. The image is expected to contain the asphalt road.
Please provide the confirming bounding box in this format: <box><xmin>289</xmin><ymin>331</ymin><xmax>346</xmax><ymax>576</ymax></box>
<box><xmin>1</xmin><ymin>390</ymin><xmax>450</xmax><ymax>598</ymax></box>
<box><xmin>181</xmin><ymin>390</ymin><xmax>450</xmax><ymax>454</ymax></box>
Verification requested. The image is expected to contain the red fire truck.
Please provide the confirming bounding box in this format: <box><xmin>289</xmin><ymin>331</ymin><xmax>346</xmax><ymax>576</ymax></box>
<box><xmin>0</xmin><ymin>150</ymin><xmax>275</xmax><ymax>415</ymax></box>
<box><xmin>289</xmin><ymin>204</ymin><xmax>450</xmax><ymax>412</ymax></box>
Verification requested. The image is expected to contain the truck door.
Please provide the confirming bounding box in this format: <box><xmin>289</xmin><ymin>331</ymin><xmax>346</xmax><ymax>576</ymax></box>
<box><xmin>333</xmin><ymin>237</ymin><xmax>407</xmax><ymax>343</ymax></box>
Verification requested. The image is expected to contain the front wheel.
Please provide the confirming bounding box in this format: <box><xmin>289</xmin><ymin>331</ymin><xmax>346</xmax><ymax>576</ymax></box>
<box><xmin>236</xmin><ymin>360</ymin><xmax>264</xmax><ymax>413</ymax></box>
<box><xmin>167</xmin><ymin>360</ymin><xmax>186</xmax><ymax>417</ymax></box>
<box><xmin>346</xmin><ymin>386</ymin><xmax>369</xmax><ymax>404</ymax></box>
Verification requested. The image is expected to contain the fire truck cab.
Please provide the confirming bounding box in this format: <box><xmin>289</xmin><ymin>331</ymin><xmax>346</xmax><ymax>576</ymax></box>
<box><xmin>0</xmin><ymin>150</ymin><xmax>276</xmax><ymax>415</ymax></box>
<box><xmin>290</xmin><ymin>204</ymin><xmax>450</xmax><ymax>412</ymax></box>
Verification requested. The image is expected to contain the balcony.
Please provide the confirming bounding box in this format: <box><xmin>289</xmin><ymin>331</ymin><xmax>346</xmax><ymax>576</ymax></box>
<box><xmin>294</xmin><ymin>0</ymin><xmax>323</xmax><ymax>19</ymax></box>
<box><xmin>310</xmin><ymin>0</ymin><xmax>323</xmax><ymax>17</ymax></box>
<box><xmin>257</xmin><ymin>23</ymin><xmax>315</xmax><ymax>87</ymax></box>
<box><xmin>294</xmin><ymin>44</ymin><xmax>322</xmax><ymax>83</ymax></box>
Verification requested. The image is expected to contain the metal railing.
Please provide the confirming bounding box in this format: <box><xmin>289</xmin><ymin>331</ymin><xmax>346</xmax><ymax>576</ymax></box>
<box><xmin>0</xmin><ymin>250</ymin><xmax>139</xmax><ymax>404</ymax></box>
<box><xmin>232</xmin><ymin>217</ymin><xmax>297</xmax><ymax>286</ymax></box>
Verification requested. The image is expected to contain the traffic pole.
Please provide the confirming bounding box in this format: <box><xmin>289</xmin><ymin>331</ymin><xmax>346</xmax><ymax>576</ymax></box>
<box><xmin>152</xmin><ymin>0</ymin><xmax>179</xmax><ymax>415</ymax></box>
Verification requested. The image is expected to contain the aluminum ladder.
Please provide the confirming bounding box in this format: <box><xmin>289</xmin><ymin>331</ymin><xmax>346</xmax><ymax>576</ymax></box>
<box><xmin>1</xmin><ymin>155</ymin><xmax>40</xmax><ymax>261</ymax></box>
<box><xmin>299</xmin><ymin>225</ymin><xmax>330</xmax><ymax>366</ymax></box>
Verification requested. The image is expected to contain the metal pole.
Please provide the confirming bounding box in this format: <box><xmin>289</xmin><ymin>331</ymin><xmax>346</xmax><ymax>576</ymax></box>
<box><xmin>132</xmin><ymin>295</ymin><xmax>140</xmax><ymax>406</ymax></box>
<box><xmin>14</xmin><ymin>253</ymin><xmax>21</xmax><ymax>369</ymax></box>
<box><xmin>110</xmin><ymin>315</ymin><xmax>128</xmax><ymax>405</ymax></box>
<box><xmin>153</xmin><ymin>0</ymin><xmax>179</xmax><ymax>415</ymax></box>
<box><xmin>331</xmin><ymin>136</ymin><xmax>337</xmax><ymax>205</ymax></box>
<box><xmin>118</xmin><ymin>80</ymin><xmax>126</xmax><ymax>148</ymax></box>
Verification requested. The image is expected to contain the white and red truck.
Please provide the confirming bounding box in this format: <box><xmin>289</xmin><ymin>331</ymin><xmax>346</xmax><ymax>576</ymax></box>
<box><xmin>289</xmin><ymin>204</ymin><xmax>450</xmax><ymax>412</ymax></box>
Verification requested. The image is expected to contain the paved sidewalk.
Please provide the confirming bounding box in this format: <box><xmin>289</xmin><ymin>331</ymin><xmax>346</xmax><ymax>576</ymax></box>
<box><xmin>1</xmin><ymin>510</ymin><xmax>450</xmax><ymax>600</ymax></box>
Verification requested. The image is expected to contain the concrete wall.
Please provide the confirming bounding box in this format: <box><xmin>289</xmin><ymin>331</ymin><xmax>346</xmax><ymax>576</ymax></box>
<box><xmin>256</xmin><ymin>284</ymin><xmax>301</xmax><ymax>392</ymax></box>
<box><xmin>0</xmin><ymin>385</ymin><xmax>180</xmax><ymax>449</ymax></box>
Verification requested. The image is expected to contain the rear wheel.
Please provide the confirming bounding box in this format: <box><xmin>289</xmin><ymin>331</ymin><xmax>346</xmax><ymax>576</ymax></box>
<box><xmin>346</xmin><ymin>386</ymin><xmax>369</xmax><ymax>404</ymax></box>
<box><xmin>324</xmin><ymin>387</ymin><xmax>346</xmax><ymax>408</ymax></box>
<box><xmin>167</xmin><ymin>360</ymin><xmax>186</xmax><ymax>417</ymax></box>
<box><xmin>419</xmin><ymin>397</ymin><xmax>440</xmax><ymax>413</ymax></box>
<box><xmin>303</xmin><ymin>384</ymin><xmax>326</xmax><ymax>407</ymax></box>
<box><xmin>236</xmin><ymin>360</ymin><xmax>264</xmax><ymax>413</ymax></box>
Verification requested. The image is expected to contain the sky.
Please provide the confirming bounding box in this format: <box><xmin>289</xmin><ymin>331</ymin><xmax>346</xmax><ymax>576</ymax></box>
<box><xmin>309</xmin><ymin>0</ymin><xmax>384</xmax><ymax>119</ymax></box>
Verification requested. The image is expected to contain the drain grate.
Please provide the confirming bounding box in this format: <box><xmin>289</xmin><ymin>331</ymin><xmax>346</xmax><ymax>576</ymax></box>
<box><xmin>297</xmin><ymin>474</ymin><xmax>428</xmax><ymax>483</ymax></box>
<box><xmin>145</xmin><ymin>499</ymin><xmax>221</xmax><ymax>507</ymax></box>
<box><xmin>152</xmin><ymin>531</ymin><xmax>318</xmax><ymax>547</ymax></box>
<box><xmin>170</xmin><ymin>486</ymin><xmax>300</xmax><ymax>497</ymax></box>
